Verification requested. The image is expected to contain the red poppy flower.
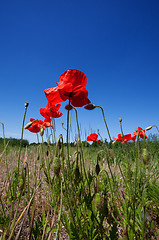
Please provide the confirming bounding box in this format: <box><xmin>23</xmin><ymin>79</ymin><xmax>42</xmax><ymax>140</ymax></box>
<box><xmin>87</xmin><ymin>133</ymin><xmax>99</xmax><ymax>143</ymax></box>
<box><xmin>40</xmin><ymin>103</ymin><xmax>63</xmax><ymax>119</ymax></box>
<box><xmin>27</xmin><ymin>118</ymin><xmax>53</xmax><ymax>133</ymax></box>
<box><xmin>133</xmin><ymin>127</ymin><xmax>148</xmax><ymax>139</ymax></box>
<box><xmin>44</xmin><ymin>69</ymin><xmax>90</xmax><ymax>107</ymax></box>
<box><xmin>114</xmin><ymin>134</ymin><xmax>136</xmax><ymax>143</ymax></box>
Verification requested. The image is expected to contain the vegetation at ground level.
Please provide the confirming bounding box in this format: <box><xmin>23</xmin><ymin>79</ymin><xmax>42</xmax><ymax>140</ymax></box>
<box><xmin>0</xmin><ymin>134</ymin><xmax>159</xmax><ymax>239</ymax></box>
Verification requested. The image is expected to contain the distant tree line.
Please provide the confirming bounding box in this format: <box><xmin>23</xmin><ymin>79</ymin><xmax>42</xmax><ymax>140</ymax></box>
<box><xmin>0</xmin><ymin>137</ymin><xmax>29</xmax><ymax>147</ymax></box>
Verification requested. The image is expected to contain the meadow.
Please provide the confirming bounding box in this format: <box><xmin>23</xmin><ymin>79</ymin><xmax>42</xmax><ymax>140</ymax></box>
<box><xmin>0</xmin><ymin>69</ymin><xmax>159</xmax><ymax>239</ymax></box>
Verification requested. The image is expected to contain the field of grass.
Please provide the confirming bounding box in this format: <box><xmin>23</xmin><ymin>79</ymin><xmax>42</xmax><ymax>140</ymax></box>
<box><xmin>0</xmin><ymin>127</ymin><xmax>159</xmax><ymax>239</ymax></box>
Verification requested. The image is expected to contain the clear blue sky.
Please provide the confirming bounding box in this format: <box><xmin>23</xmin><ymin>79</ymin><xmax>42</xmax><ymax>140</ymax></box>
<box><xmin>0</xmin><ymin>0</ymin><xmax>159</xmax><ymax>143</ymax></box>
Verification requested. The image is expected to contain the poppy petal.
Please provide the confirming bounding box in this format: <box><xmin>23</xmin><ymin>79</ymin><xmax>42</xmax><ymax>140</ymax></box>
<box><xmin>44</xmin><ymin>86</ymin><xmax>64</xmax><ymax>105</ymax></box>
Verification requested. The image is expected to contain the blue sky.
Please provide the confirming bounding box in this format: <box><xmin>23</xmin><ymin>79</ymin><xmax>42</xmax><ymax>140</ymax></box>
<box><xmin>0</xmin><ymin>0</ymin><xmax>159</xmax><ymax>143</ymax></box>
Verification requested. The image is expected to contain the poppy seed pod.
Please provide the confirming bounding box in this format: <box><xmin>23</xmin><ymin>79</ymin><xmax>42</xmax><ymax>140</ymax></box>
<box><xmin>53</xmin><ymin>157</ymin><xmax>61</xmax><ymax>176</ymax></box>
<box><xmin>84</xmin><ymin>104</ymin><xmax>96</xmax><ymax>110</ymax></box>
<box><xmin>24</xmin><ymin>122</ymin><xmax>33</xmax><ymax>129</ymax></box>
<box><xmin>25</xmin><ymin>102</ymin><xmax>29</xmax><ymax>108</ymax></box>
<box><xmin>119</xmin><ymin>117</ymin><xmax>122</xmax><ymax>122</ymax></box>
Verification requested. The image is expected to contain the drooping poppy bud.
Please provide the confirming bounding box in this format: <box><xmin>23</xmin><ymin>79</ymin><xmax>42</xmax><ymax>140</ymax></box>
<box><xmin>84</xmin><ymin>104</ymin><xmax>96</xmax><ymax>110</ymax></box>
<box><xmin>40</xmin><ymin>128</ymin><xmax>44</xmax><ymax>136</ymax></box>
<box><xmin>145</xmin><ymin>126</ymin><xmax>152</xmax><ymax>131</ymax></box>
<box><xmin>24</xmin><ymin>122</ymin><xmax>33</xmax><ymax>129</ymax></box>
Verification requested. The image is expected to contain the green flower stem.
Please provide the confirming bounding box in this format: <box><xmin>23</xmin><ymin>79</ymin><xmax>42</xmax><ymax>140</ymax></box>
<box><xmin>119</xmin><ymin>120</ymin><xmax>124</xmax><ymax>138</ymax></box>
<box><xmin>73</xmin><ymin>107</ymin><xmax>88</xmax><ymax>182</ymax></box>
<box><xmin>52</xmin><ymin>117</ymin><xmax>57</xmax><ymax>143</ymax></box>
<box><xmin>48</xmin><ymin>102</ymin><xmax>57</xmax><ymax>144</ymax></box>
<box><xmin>66</xmin><ymin>108</ymin><xmax>71</xmax><ymax>170</ymax></box>
<box><xmin>152</xmin><ymin>125</ymin><xmax>159</xmax><ymax>133</ymax></box>
<box><xmin>36</xmin><ymin>133</ymin><xmax>39</xmax><ymax>143</ymax></box>
<box><xmin>95</xmin><ymin>105</ymin><xmax>112</xmax><ymax>142</ymax></box>
<box><xmin>18</xmin><ymin>103</ymin><xmax>29</xmax><ymax>173</ymax></box>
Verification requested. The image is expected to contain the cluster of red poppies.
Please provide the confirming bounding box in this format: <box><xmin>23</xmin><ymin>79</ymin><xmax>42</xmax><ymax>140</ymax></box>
<box><xmin>114</xmin><ymin>126</ymin><xmax>148</xmax><ymax>144</ymax></box>
<box><xmin>25</xmin><ymin>69</ymin><xmax>91</xmax><ymax>134</ymax></box>
<box><xmin>25</xmin><ymin>69</ymin><xmax>149</xmax><ymax>143</ymax></box>
<box><xmin>86</xmin><ymin>126</ymin><xmax>148</xmax><ymax>144</ymax></box>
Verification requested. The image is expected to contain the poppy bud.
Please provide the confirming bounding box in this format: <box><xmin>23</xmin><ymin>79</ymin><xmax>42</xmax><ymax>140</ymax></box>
<box><xmin>74</xmin><ymin>141</ymin><xmax>77</xmax><ymax>146</ymax></box>
<box><xmin>65</xmin><ymin>104</ymin><xmax>73</xmax><ymax>111</ymax></box>
<box><xmin>95</xmin><ymin>162</ymin><xmax>100</xmax><ymax>176</ymax></box>
<box><xmin>53</xmin><ymin>157</ymin><xmax>61</xmax><ymax>176</ymax></box>
<box><xmin>142</xmin><ymin>148</ymin><xmax>150</xmax><ymax>165</ymax></box>
<box><xmin>84</xmin><ymin>104</ymin><xmax>96</xmax><ymax>110</ymax></box>
<box><xmin>19</xmin><ymin>178</ymin><xmax>24</xmax><ymax>190</ymax></box>
<box><xmin>25</xmin><ymin>102</ymin><xmax>29</xmax><ymax>108</ymax></box>
<box><xmin>145</xmin><ymin>126</ymin><xmax>152</xmax><ymax>131</ymax></box>
<box><xmin>17</xmin><ymin>191</ymin><xmax>21</xmax><ymax>198</ymax></box>
<box><xmin>97</xmin><ymin>172</ymin><xmax>107</xmax><ymax>192</ymax></box>
<box><xmin>74</xmin><ymin>166</ymin><xmax>80</xmax><ymax>181</ymax></box>
<box><xmin>74</xmin><ymin>152</ymin><xmax>78</xmax><ymax>162</ymax></box>
<box><xmin>40</xmin><ymin>128</ymin><xmax>44</xmax><ymax>136</ymax></box>
<box><xmin>24</xmin><ymin>122</ymin><xmax>33</xmax><ymax>129</ymax></box>
<box><xmin>94</xmin><ymin>193</ymin><xmax>102</xmax><ymax>211</ymax></box>
<box><xmin>119</xmin><ymin>117</ymin><xmax>122</xmax><ymax>122</ymax></box>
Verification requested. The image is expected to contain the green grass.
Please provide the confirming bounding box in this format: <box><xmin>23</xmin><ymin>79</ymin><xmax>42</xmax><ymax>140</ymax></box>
<box><xmin>0</xmin><ymin>137</ymin><xmax>159</xmax><ymax>239</ymax></box>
